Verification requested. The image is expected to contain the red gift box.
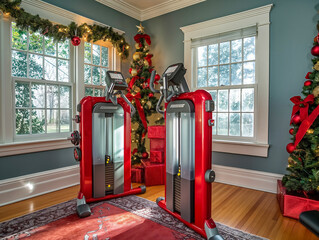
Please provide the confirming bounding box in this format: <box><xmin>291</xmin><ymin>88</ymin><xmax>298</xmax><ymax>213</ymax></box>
<box><xmin>141</xmin><ymin>159</ymin><xmax>165</xmax><ymax>186</ymax></box>
<box><xmin>150</xmin><ymin>151</ymin><xmax>163</xmax><ymax>163</ymax></box>
<box><xmin>148</xmin><ymin>126</ymin><xmax>165</xmax><ymax>139</ymax></box>
<box><xmin>150</xmin><ymin>139</ymin><xmax>165</xmax><ymax>151</ymax></box>
<box><xmin>131</xmin><ymin>165</ymin><xmax>144</xmax><ymax>183</ymax></box>
<box><xmin>277</xmin><ymin>180</ymin><xmax>319</xmax><ymax>219</ymax></box>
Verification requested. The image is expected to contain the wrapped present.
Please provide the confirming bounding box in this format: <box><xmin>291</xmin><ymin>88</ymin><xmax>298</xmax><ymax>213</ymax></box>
<box><xmin>277</xmin><ymin>180</ymin><xmax>319</xmax><ymax>219</ymax></box>
<box><xmin>150</xmin><ymin>138</ymin><xmax>165</xmax><ymax>151</ymax></box>
<box><xmin>150</xmin><ymin>151</ymin><xmax>163</xmax><ymax>163</ymax></box>
<box><xmin>131</xmin><ymin>165</ymin><xmax>144</xmax><ymax>183</ymax></box>
<box><xmin>141</xmin><ymin>159</ymin><xmax>165</xmax><ymax>186</ymax></box>
<box><xmin>148</xmin><ymin>126</ymin><xmax>165</xmax><ymax>139</ymax></box>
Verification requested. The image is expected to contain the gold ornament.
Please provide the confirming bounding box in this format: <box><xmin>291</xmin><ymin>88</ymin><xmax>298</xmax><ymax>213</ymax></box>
<box><xmin>315</xmin><ymin>149</ymin><xmax>319</xmax><ymax>156</ymax></box>
<box><xmin>136</xmin><ymin>23</ymin><xmax>145</xmax><ymax>33</ymax></box>
<box><xmin>143</xmin><ymin>60</ymin><xmax>149</xmax><ymax>67</ymax></box>
<box><xmin>313</xmin><ymin>86</ymin><xmax>319</xmax><ymax>97</ymax></box>
<box><xmin>288</xmin><ymin>157</ymin><xmax>294</xmax><ymax>164</ymax></box>
<box><xmin>306</xmin><ymin>129</ymin><xmax>314</xmax><ymax>134</ymax></box>
<box><xmin>133</xmin><ymin>52</ymin><xmax>141</xmax><ymax>61</ymax></box>
<box><xmin>131</xmin><ymin>68</ymin><xmax>138</xmax><ymax>76</ymax></box>
<box><xmin>135</xmin><ymin>43</ymin><xmax>141</xmax><ymax>49</ymax></box>
<box><xmin>147</xmin><ymin>101</ymin><xmax>152</xmax><ymax>108</ymax></box>
<box><xmin>317</xmin><ymin>186</ymin><xmax>319</xmax><ymax>191</ymax></box>
<box><xmin>314</xmin><ymin>61</ymin><xmax>319</xmax><ymax>71</ymax></box>
<box><xmin>144</xmin><ymin>45</ymin><xmax>148</xmax><ymax>50</ymax></box>
<box><xmin>141</xmin><ymin>99</ymin><xmax>146</xmax><ymax>104</ymax></box>
<box><xmin>126</xmin><ymin>78</ymin><xmax>131</xmax><ymax>84</ymax></box>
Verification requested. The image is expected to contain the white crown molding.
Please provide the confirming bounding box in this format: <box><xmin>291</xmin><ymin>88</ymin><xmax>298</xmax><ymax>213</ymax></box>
<box><xmin>21</xmin><ymin>0</ymin><xmax>124</xmax><ymax>34</ymax></box>
<box><xmin>213</xmin><ymin>165</ymin><xmax>283</xmax><ymax>193</ymax></box>
<box><xmin>0</xmin><ymin>165</ymin><xmax>79</xmax><ymax>206</ymax></box>
<box><xmin>95</xmin><ymin>0</ymin><xmax>206</xmax><ymax>21</ymax></box>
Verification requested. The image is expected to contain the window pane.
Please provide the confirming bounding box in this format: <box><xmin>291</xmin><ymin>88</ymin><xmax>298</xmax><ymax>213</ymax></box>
<box><xmin>242</xmin><ymin>113</ymin><xmax>254</xmax><ymax>137</ymax></box>
<box><xmin>231</xmin><ymin>39</ymin><xmax>242</xmax><ymax>62</ymax></box>
<box><xmin>219</xmin><ymin>65</ymin><xmax>230</xmax><ymax>86</ymax></box>
<box><xmin>94</xmin><ymin>88</ymin><xmax>103</xmax><ymax>97</ymax></box>
<box><xmin>58</xmin><ymin>59</ymin><xmax>69</xmax><ymax>82</ymax></box>
<box><xmin>15</xmin><ymin>82</ymin><xmax>30</xmax><ymax>107</ymax></box>
<box><xmin>31</xmin><ymin>83</ymin><xmax>45</xmax><ymax>108</ymax></box>
<box><xmin>209</xmin><ymin>90</ymin><xmax>217</xmax><ymax>103</ymax></box>
<box><xmin>44</xmin><ymin>57</ymin><xmax>57</xmax><ymax>81</ymax></box>
<box><xmin>85</xmin><ymin>87</ymin><xmax>93</xmax><ymax>96</ymax></box>
<box><xmin>29</xmin><ymin>31</ymin><xmax>43</xmax><ymax>54</ymax></box>
<box><xmin>212</xmin><ymin>112</ymin><xmax>216</xmax><ymax>135</ymax></box>
<box><xmin>197</xmin><ymin>46</ymin><xmax>207</xmax><ymax>67</ymax></box>
<box><xmin>242</xmin><ymin>88</ymin><xmax>254</xmax><ymax>112</ymax></box>
<box><xmin>101</xmin><ymin>68</ymin><xmax>107</xmax><ymax>86</ymax></box>
<box><xmin>60</xmin><ymin>110</ymin><xmax>70</xmax><ymax>132</ymax></box>
<box><xmin>93</xmin><ymin>44</ymin><xmax>101</xmax><ymax>65</ymax></box>
<box><xmin>229</xmin><ymin>113</ymin><xmax>240</xmax><ymax>136</ymax></box>
<box><xmin>218</xmin><ymin>90</ymin><xmax>228</xmax><ymax>112</ymax></box>
<box><xmin>84</xmin><ymin>42</ymin><xmax>91</xmax><ymax>64</ymax></box>
<box><xmin>29</xmin><ymin>54</ymin><xmax>43</xmax><ymax>79</ymax></box>
<box><xmin>197</xmin><ymin>68</ymin><xmax>207</xmax><ymax>87</ymax></box>
<box><xmin>84</xmin><ymin>65</ymin><xmax>91</xmax><ymax>84</ymax></box>
<box><xmin>92</xmin><ymin>66</ymin><xmax>100</xmax><ymax>85</ymax></box>
<box><xmin>58</xmin><ymin>40</ymin><xmax>69</xmax><ymax>59</ymax></box>
<box><xmin>60</xmin><ymin>86</ymin><xmax>70</xmax><ymax>108</ymax></box>
<box><xmin>12</xmin><ymin>51</ymin><xmax>27</xmax><ymax>77</ymax></box>
<box><xmin>45</xmin><ymin>37</ymin><xmax>56</xmax><ymax>56</ymax></box>
<box><xmin>12</xmin><ymin>23</ymin><xmax>27</xmax><ymax>51</ymax></box>
<box><xmin>101</xmin><ymin>47</ymin><xmax>108</xmax><ymax>67</ymax></box>
<box><xmin>217</xmin><ymin>113</ymin><xmax>228</xmax><ymax>135</ymax></box>
<box><xmin>244</xmin><ymin>37</ymin><xmax>255</xmax><ymax>61</ymax></box>
<box><xmin>243</xmin><ymin>62</ymin><xmax>255</xmax><ymax>84</ymax></box>
<box><xmin>47</xmin><ymin>109</ymin><xmax>58</xmax><ymax>133</ymax></box>
<box><xmin>219</xmin><ymin>42</ymin><xmax>230</xmax><ymax>64</ymax></box>
<box><xmin>16</xmin><ymin>109</ymin><xmax>30</xmax><ymax>135</ymax></box>
<box><xmin>208</xmin><ymin>66</ymin><xmax>218</xmax><ymax>87</ymax></box>
<box><xmin>32</xmin><ymin>109</ymin><xmax>45</xmax><ymax>134</ymax></box>
<box><xmin>208</xmin><ymin>44</ymin><xmax>218</xmax><ymax>65</ymax></box>
<box><xmin>229</xmin><ymin>89</ymin><xmax>240</xmax><ymax>112</ymax></box>
<box><xmin>47</xmin><ymin>85</ymin><xmax>59</xmax><ymax>108</ymax></box>
<box><xmin>231</xmin><ymin>63</ymin><xmax>242</xmax><ymax>85</ymax></box>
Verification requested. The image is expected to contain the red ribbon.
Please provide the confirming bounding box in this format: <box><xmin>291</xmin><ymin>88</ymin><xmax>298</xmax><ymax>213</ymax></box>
<box><xmin>134</xmin><ymin>34</ymin><xmax>151</xmax><ymax>45</ymax></box>
<box><xmin>126</xmin><ymin>92</ymin><xmax>148</xmax><ymax>137</ymax></box>
<box><xmin>290</xmin><ymin>95</ymin><xmax>314</xmax><ymax>124</ymax></box>
<box><xmin>129</xmin><ymin>76</ymin><xmax>139</xmax><ymax>89</ymax></box>
<box><xmin>144</xmin><ymin>54</ymin><xmax>153</xmax><ymax>66</ymax></box>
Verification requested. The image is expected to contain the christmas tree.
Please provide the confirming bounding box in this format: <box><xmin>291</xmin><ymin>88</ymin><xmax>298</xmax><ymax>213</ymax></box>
<box><xmin>283</xmin><ymin>21</ymin><xmax>319</xmax><ymax>195</ymax></box>
<box><xmin>126</xmin><ymin>23</ymin><xmax>163</xmax><ymax>165</ymax></box>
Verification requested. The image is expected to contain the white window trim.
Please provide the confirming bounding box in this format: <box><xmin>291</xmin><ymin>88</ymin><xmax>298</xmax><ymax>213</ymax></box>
<box><xmin>181</xmin><ymin>4</ymin><xmax>272</xmax><ymax>157</ymax></box>
<box><xmin>0</xmin><ymin>0</ymin><xmax>122</xmax><ymax>157</ymax></box>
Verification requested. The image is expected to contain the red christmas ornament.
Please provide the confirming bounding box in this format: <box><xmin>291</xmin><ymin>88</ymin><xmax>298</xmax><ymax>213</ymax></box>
<box><xmin>155</xmin><ymin>74</ymin><xmax>161</xmax><ymax>81</ymax></box>
<box><xmin>129</xmin><ymin>68</ymin><xmax>132</xmax><ymax>74</ymax></box>
<box><xmin>292</xmin><ymin>114</ymin><xmax>301</xmax><ymax>125</ymax></box>
<box><xmin>142</xmin><ymin>152</ymin><xmax>149</xmax><ymax>159</ymax></box>
<box><xmin>289</xmin><ymin>128</ymin><xmax>294</xmax><ymax>135</ymax></box>
<box><xmin>286</xmin><ymin>143</ymin><xmax>295</xmax><ymax>153</ymax></box>
<box><xmin>305</xmin><ymin>72</ymin><xmax>312</xmax><ymax>79</ymax></box>
<box><xmin>71</xmin><ymin>36</ymin><xmax>81</xmax><ymax>46</ymax></box>
<box><xmin>311</xmin><ymin>45</ymin><xmax>319</xmax><ymax>56</ymax></box>
<box><xmin>148</xmin><ymin>93</ymin><xmax>154</xmax><ymax>98</ymax></box>
<box><xmin>304</xmin><ymin>80</ymin><xmax>312</xmax><ymax>86</ymax></box>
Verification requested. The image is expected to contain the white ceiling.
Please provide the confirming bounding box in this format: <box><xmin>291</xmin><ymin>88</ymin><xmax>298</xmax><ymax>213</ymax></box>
<box><xmin>95</xmin><ymin>0</ymin><xmax>206</xmax><ymax>21</ymax></box>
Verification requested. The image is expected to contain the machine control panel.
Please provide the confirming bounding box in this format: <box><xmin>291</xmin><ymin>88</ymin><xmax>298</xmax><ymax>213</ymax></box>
<box><xmin>162</xmin><ymin>63</ymin><xmax>187</xmax><ymax>86</ymax></box>
<box><xmin>105</xmin><ymin>71</ymin><xmax>128</xmax><ymax>90</ymax></box>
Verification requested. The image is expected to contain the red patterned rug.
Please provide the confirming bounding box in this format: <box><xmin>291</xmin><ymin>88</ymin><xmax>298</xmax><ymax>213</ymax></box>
<box><xmin>0</xmin><ymin>195</ymin><xmax>267</xmax><ymax>240</ymax></box>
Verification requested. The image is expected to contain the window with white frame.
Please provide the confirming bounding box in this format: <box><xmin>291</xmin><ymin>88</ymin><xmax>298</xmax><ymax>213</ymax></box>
<box><xmin>181</xmin><ymin>5</ymin><xmax>272</xmax><ymax>157</ymax></box>
<box><xmin>84</xmin><ymin>41</ymin><xmax>111</xmax><ymax>97</ymax></box>
<box><xmin>11</xmin><ymin>22</ymin><xmax>72</xmax><ymax>137</ymax></box>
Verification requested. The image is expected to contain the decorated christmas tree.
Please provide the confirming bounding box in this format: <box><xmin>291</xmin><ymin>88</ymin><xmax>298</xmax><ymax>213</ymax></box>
<box><xmin>126</xmin><ymin>23</ymin><xmax>164</xmax><ymax>165</ymax></box>
<box><xmin>283</xmin><ymin>21</ymin><xmax>319</xmax><ymax>196</ymax></box>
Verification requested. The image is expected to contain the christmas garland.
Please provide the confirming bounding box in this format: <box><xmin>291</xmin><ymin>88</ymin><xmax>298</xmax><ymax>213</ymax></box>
<box><xmin>0</xmin><ymin>0</ymin><xmax>130</xmax><ymax>59</ymax></box>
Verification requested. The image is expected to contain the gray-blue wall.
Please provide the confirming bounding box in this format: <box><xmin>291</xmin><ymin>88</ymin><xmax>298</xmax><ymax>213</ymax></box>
<box><xmin>144</xmin><ymin>0</ymin><xmax>319</xmax><ymax>174</ymax></box>
<box><xmin>0</xmin><ymin>0</ymin><xmax>138</xmax><ymax>180</ymax></box>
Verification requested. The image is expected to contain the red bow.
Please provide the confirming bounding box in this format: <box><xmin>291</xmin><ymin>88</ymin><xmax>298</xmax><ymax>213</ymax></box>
<box><xmin>134</xmin><ymin>34</ymin><xmax>151</xmax><ymax>46</ymax></box>
<box><xmin>290</xmin><ymin>94</ymin><xmax>314</xmax><ymax>124</ymax></box>
<box><xmin>144</xmin><ymin>54</ymin><xmax>153</xmax><ymax>66</ymax></box>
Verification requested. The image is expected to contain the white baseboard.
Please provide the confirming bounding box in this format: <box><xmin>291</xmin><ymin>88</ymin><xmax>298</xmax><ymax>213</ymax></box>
<box><xmin>212</xmin><ymin>165</ymin><xmax>283</xmax><ymax>193</ymax></box>
<box><xmin>0</xmin><ymin>165</ymin><xmax>80</xmax><ymax>206</ymax></box>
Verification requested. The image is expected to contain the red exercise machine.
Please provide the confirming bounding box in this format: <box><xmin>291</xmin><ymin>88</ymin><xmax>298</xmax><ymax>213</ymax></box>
<box><xmin>150</xmin><ymin>63</ymin><xmax>223</xmax><ymax>240</ymax></box>
<box><xmin>69</xmin><ymin>70</ymin><xmax>146</xmax><ymax>218</ymax></box>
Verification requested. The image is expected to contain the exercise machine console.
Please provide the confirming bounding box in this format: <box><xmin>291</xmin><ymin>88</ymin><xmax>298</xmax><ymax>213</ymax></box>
<box><xmin>69</xmin><ymin>70</ymin><xmax>146</xmax><ymax>218</ymax></box>
<box><xmin>150</xmin><ymin>63</ymin><xmax>223</xmax><ymax>240</ymax></box>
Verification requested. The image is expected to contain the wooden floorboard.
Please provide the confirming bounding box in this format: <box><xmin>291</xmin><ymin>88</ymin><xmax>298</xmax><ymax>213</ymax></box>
<box><xmin>0</xmin><ymin>182</ymin><xmax>317</xmax><ymax>240</ymax></box>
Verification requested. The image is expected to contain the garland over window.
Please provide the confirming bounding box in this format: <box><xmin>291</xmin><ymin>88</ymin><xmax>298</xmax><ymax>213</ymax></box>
<box><xmin>0</xmin><ymin>0</ymin><xmax>130</xmax><ymax>59</ymax></box>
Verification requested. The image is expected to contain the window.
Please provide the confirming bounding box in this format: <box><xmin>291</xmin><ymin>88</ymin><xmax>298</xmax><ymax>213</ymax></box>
<box><xmin>181</xmin><ymin>5</ymin><xmax>272</xmax><ymax>157</ymax></box>
<box><xmin>84</xmin><ymin>41</ymin><xmax>111</xmax><ymax>97</ymax></box>
<box><xmin>11</xmin><ymin>22</ymin><xmax>72</xmax><ymax>138</ymax></box>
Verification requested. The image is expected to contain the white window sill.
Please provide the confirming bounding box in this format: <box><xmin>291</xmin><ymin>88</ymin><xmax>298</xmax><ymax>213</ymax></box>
<box><xmin>0</xmin><ymin>138</ymin><xmax>74</xmax><ymax>157</ymax></box>
<box><xmin>212</xmin><ymin>140</ymin><xmax>269</xmax><ymax>157</ymax></box>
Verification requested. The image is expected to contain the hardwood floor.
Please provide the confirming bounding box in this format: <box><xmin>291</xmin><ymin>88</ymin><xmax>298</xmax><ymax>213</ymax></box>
<box><xmin>0</xmin><ymin>183</ymin><xmax>316</xmax><ymax>240</ymax></box>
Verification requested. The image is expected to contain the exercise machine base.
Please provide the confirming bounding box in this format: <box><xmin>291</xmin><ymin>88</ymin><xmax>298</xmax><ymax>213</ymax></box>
<box><xmin>77</xmin><ymin>186</ymin><xmax>146</xmax><ymax>218</ymax></box>
<box><xmin>157</xmin><ymin>198</ymin><xmax>223</xmax><ymax>240</ymax></box>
